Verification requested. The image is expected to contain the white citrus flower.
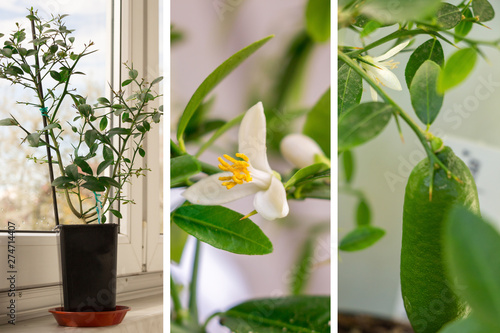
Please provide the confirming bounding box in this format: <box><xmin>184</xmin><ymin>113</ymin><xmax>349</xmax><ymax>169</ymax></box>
<box><xmin>360</xmin><ymin>40</ymin><xmax>410</xmax><ymax>101</ymax></box>
<box><xmin>182</xmin><ymin>102</ymin><xmax>289</xmax><ymax>221</ymax></box>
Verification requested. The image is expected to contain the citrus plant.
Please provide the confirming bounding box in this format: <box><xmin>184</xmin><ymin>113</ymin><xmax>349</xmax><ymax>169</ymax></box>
<box><xmin>339</xmin><ymin>0</ymin><xmax>500</xmax><ymax>332</ymax></box>
<box><xmin>0</xmin><ymin>9</ymin><xmax>162</xmax><ymax>224</ymax></box>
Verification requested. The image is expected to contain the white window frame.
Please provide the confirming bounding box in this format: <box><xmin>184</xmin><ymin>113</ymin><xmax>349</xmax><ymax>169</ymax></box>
<box><xmin>0</xmin><ymin>0</ymin><xmax>162</xmax><ymax>324</ymax></box>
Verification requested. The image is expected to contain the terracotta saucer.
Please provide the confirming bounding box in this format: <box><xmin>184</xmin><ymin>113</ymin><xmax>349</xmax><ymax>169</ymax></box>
<box><xmin>49</xmin><ymin>305</ymin><xmax>130</xmax><ymax>327</ymax></box>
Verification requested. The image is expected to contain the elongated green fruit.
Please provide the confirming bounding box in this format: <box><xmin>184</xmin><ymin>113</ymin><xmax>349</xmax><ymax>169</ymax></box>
<box><xmin>401</xmin><ymin>146</ymin><xmax>479</xmax><ymax>333</ymax></box>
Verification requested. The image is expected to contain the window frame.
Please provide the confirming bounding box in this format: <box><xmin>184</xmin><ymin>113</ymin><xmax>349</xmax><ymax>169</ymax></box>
<box><xmin>0</xmin><ymin>0</ymin><xmax>162</xmax><ymax>323</ymax></box>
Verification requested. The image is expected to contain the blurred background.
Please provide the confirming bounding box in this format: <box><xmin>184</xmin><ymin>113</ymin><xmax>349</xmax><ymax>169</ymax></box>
<box><xmin>338</xmin><ymin>2</ymin><xmax>500</xmax><ymax>321</ymax></box>
<box><xmin>171</xmin><ymin>0</ymin><xmax>330</xmax><ymax>331</ymax></box>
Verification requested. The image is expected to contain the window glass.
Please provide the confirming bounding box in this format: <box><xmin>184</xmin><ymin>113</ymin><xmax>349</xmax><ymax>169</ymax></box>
<box><xmin>0</xmin><ymin>0</ymin><xmax>107</xmax><ymax>231</ymax></box>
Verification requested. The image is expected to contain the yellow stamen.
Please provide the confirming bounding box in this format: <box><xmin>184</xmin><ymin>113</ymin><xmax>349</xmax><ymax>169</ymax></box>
<box><xmin>218</xmin><ymin>153</ymin><xmax>252</xmax><ymax>190</ymax></box>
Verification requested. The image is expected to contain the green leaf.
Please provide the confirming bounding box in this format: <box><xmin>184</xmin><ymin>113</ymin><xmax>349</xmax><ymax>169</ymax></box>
<box><xmin>455</xmin><ymin>8</ymin><xmax>473</xmax><ymax>43</ymax></box>
<box><xmin>110</xmin><ymin>209</ymin><xmax>122</xmax><ymax>219</ymax></box>
<box><xmin>0</xmin><ymin>118</ymin><xmax>18</xmax><ymax>126</ymax></box>
<box><xmin>359</xmin><ymin>20</ymin><xmax>382</xmax><ymax>38</ymax></box>
<box><xmin>410</xmin><ymin>60</ymin><xmax>444</xmax><ymax>126</ymax></box>
<box><xmin>338</xmin><ymin>102</ymin><xmax>393</xmax><ymax>152</ymax></box>
<box><xmin>152</xmin><ymin>76</ymin><xmax>163</xmax><ymax>85</ymax></box>
<box><xmin>74</xmin><ymin>157</ymin><xmax>93</xmax><ymax>175</ymax></box>
<box><xmin>77</xmin><ymin>104</ymin><xmax>92</xmax><ymax>117</ymax></box>
<box><xmin>360</xmin><ymin>0</ymin><xmax>441</xmax><ymax>23</ymax></box>
<box><xmin>107</xmin><ymin>128</ymin><xmax>131</xmax><ymax>136</ymax></box>
<box><xmin>20</xmin><ymin>63</ymin><xmax>30</xmax><ymax>73</ymax></box>
<box><xmin>81</xmin><ymin>176</ymin><xmax>105</xmax><ymax>192</ymax></box>
<box><xmin>472</xmin><ymin>0</ymin><xmax>495</xmax><ymax>22</ymax></box>
<box><xmin>339</xmin><ymin>226</ymin><xmax>385</xmax><ymax>251</ymax></box>
<box><xmin>97</xmin><ymin>160</ymin><xmax>113</xmax><ymax>175</ymax></box>
<box><xmin>219</xmin><ymin>296</ymin><xmax>330</xmax><ymax>332</ymax></box>
<box><xmin>65</xmin><ymin>164</ymin><xmax>79</xmax><ymax>180</ymax></box>
<box><xmin>84</xmin><ymin>129</ymin><xmax>98</xmax><ymax>148</ymax></box>
<box><xmin>342</xmin><ymin>150</ymin><xmax>354</xmax><ymax>184</ymax></box>
<box><xmin>50</xmin><ymin>70</ymin><xmax>61</xmax><ymax>82</ymax></box>
<box><xmin>176</xmin><ymin>35</ymin><xmax>273</xmax><ymax>142</ymax></box>
<box><xmin>98</xmin><ymin>176</ymin><xmax>121</xmax><ymax>188</ymax></box>
<box><xmin>305</xmin><ymin>0</ymin><xmax>330</xmax><ymax>42</ymax></box>
<box><xmin>438</xmin><ymin>48</ymin><xmax>477</xmax><ymax>93</ymax></box>
<box><xmin>99</xmin><ymin>116</ymin><xmax>108</xmax><ymax>131</ymax></box>
<box><xmin>40</xmin><ymin>123</ymin><xmax>61</xmax><ymax>132</ymax></box>
<box><xmin>129</xmin><ymin>69</ymin><xmax>138</xmax><ymax>79</ymax></box>
<box><xmin>439</xmin><ymin>315</ymin><xmax>493</xmax><ymax>333</ymax></box>
<box><xmin>26</xmin><ymin>133</ymin><xmax>42</xmax><ymax>147</ymax></box>
<box><xmin>170</xmin><ymin>155</ymin><xmax>201</xmax><ymax>185</ymax></box>
<box><xmin>436</xmin><ymin>3</ymin><xmax>462</xmax><ymax>29</ymax></box>
<box><xmin>103</xmin><ymin>145</ymin><xmax>114</xmax><ymax>161</ymax></box>
<box><xmin>356</xmin><ymin>198</ymin><xmax>371</xmax><ymax>226</ymax></box>
<box><xmin>172</xmin><ymin>205</ymin><xmax>273</xmax><ymax>255</ymax></box>
<box><xmin>138</xmin><ymin>147</ymin><xmax>145</xmax><ymax>157</ymax></box>
<box><xmin>51</xmin><ymin>176</ymin><xmax>74</xmax><ymax>188</ymax></box>
<box><xmin>2</xmin><ymin>47</ymin><xmax>13</xmax><ymax>58</ymax></box>
<box><xmin>121</xmin><ymin>79</ymin><xmax>132</xmax><ymax>87</ymax></box>
<box><xmin>97</xmin><ymin>97</ymin><xmax>110</xmax><ymax>105</ymax></box>
<box><xmin>405</xmin><ymin>39</ymin><xmax>444</xmax><ymax>88</ymax></box>
<box><xmin>290</xmin><ymin>224</ymin><xmax>328</xmax><ymax>296</ymax></box>
<box><xmin>285</xmin><ymin>163</ymin><xmax>328</xmax><ymax>189</ymax></box>
<box><xmin>171</xmin><ymin>222</ymin><xmax>189</xmax><ymax>264</ymax></box>
<box><xmin>444</xmin><ymin>206</ymin><xmax>500</xmax><ymax>330</ymax></box>
<box><xmin>338</xmin><ymin>61</ymin><xmax>362</xmax><ymax>115</ymax></box>
<box><xmin>303</xmin><ymin>88</ymin><xmax>330</xmax><ymax>157</ymax></box>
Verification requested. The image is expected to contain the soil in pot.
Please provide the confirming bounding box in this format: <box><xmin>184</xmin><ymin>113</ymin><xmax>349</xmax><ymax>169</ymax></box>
<box><xmin>339</xmin><ymin>312</ymin><xmax>414</xmax><ymax>333</ymax></box>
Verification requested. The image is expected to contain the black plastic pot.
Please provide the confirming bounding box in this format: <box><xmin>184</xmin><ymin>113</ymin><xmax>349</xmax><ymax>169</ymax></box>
<box><xmin>58</xmin><ymin>224</ymin><xmax>119</xmax><ymax>312</ymax></box>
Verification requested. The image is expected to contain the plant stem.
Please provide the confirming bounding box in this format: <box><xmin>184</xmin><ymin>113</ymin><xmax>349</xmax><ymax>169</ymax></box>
<box><xmin>29</xmin><ymin>10</ymin><xmax>60</xmax><ymax>226</ymax></box>
<box><xmin>338</xmin><ymin>51</ymin><xmax>461</xmax><ymax>183</ymax></box>
<box><xmin>170</xmin><ymin>275</ymin><xmax>185</xmax><ymax>325</ymax></box>
<box><xmin>189</xmin><ymin>239</ymin><xmax>201</xmax><ymax>325</ymax></box>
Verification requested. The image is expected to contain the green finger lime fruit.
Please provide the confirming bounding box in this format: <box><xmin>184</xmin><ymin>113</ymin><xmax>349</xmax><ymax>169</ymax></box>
<box><xmin>401</xmin><ymin>146</ymin><xmax>479</xmax><ymax>333</ymax></box>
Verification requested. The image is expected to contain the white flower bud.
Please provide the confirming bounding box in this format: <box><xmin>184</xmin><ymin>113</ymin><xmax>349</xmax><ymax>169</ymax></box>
<box><xmin>280</xmin><ymin>134</ymin><xmax>325</xmax><ymax>169</ymax></box>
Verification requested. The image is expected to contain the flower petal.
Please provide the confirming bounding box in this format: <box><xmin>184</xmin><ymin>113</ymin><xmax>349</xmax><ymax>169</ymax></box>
<box><xmin>373</xmin><ymin>40</ymin><xmax>410</xmax><ymax>62</ymax></box>
<box><xmin>182</xmin><ymin>172</ymin><xmax>260</xmax><ymax>205</ymax></box>
<box><xmin>238</xmin><ymin>102</ymin><xmax>273</xmax><ymax>174</ymax></box>
<box><xmin>253</xmin><ymin>176</ymin><xmax>289</xmax><ymax>220</ymax></box>
<box><xmin>370</xmin><ymin>66</ymin><xmax>402</xmax><ymax>91</ymax></box>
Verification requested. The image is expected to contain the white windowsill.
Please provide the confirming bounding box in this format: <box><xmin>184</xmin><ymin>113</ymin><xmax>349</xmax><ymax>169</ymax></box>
<box><xmin>0</xmin><ymin>294</ymin><xmax>163</xmax><ymax>332</ymax></box>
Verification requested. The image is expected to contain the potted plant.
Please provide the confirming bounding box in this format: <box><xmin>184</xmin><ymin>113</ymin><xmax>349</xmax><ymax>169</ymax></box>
<box><xmin>339</xmin><ymin>0</ymin><xmax>499</xmax><ymax>332</ymax></box>
<box><xmin>0</xmin><ymin>9</ymin><xmax>162</xmax><ymax>326</ymax></box>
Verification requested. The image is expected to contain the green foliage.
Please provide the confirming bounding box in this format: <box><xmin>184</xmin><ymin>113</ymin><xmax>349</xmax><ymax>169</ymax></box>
<box><xmin>455</xmin><ymin>8</ymin><xmax>473</xmax><ymax>43</ymax></box>
<box><xmin>338</xmin><ymin>102</ymin><xmax>393</xmax><ymax>152</ymax></box>
<box><xmin>342</xmin><ymin>150</ymin><xmax>355</xmax><ymax>184</ymax></box>
<box><xmin>170</xmin><ymin>155</ymin><xmax>201</xmax><ymax>186</ymax></box>
<box><xmin>171</xmin><ymin>222</ymin><xmax>189</xmax><ymax>264</ymax></box>
<box><xmin>305</xmin><ymin>0</ymin><xmax>330</xmax><ymax>42</ymax></box>
<box><xmin>410</xmin><ymin>60</ymin><xmax>443</xmax><ymax>126</ymax></box>
<box><xmin>356</xmin><ymin>198</ymin><xmax>371</xmax><ymax>226</ymax></box>
<box><xmin>444</xmin><ymin>206</ymin><xmax>500</xmax><ymax>331</ymax></box>
<box><xmin>436</xmin><ymin>3</ymin><xmax>462</xmax><ymax>29</ymax></box>
<box><xmin>285</xmin><ymin>163</ymin><xmax>329</xmax><ymax>189</ymax></box>
<box><xmin>339</xmin><ymin>226</ymin><xmax>385</xmax><ymax>251</ymax></box>
<box><xmin>176</xmin><ymin>35</ymin><xmax>273</xmax><ymax>145</ymax></box>
<box><xmin>438</xmin><ymin>48</ymin><xmax>477</xmax><ymax>93</ymax></box>
<box><xmin>303</xmin><ymin>88</ymin><xmax>330</xmax><ymax>157</ymax></box>
<box><xmin>405</xmin><ymin>39</ymin><xmax>444</xmax><ymax>88</ymax></box>
<box><xmin>472</xmin><ymin>0</ymin><xmax>495</xmax><ymax>22</ymax></box>
<box><xmin>360</xmin><ymin>0</ymin><xmax>442</xmax><ymax>23</ymax></box>
<box><xmin>171</xmin><ymin>205</ymin><xmax>273</xmax><ymax>255</ymax></box>
<box><xmin>338</xmin><ymin>61</ymin><xmax>362</xmax><ymax>115</ymax></box>
<box><xmin>0</xmin><ymin>11</ymin><xmax>163</xmax><ymax>223</ymax></box>
<box><xmin>219</xmin><ymin>296</ymin><xmax>330</xmax><ymax>332</ymax></box>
